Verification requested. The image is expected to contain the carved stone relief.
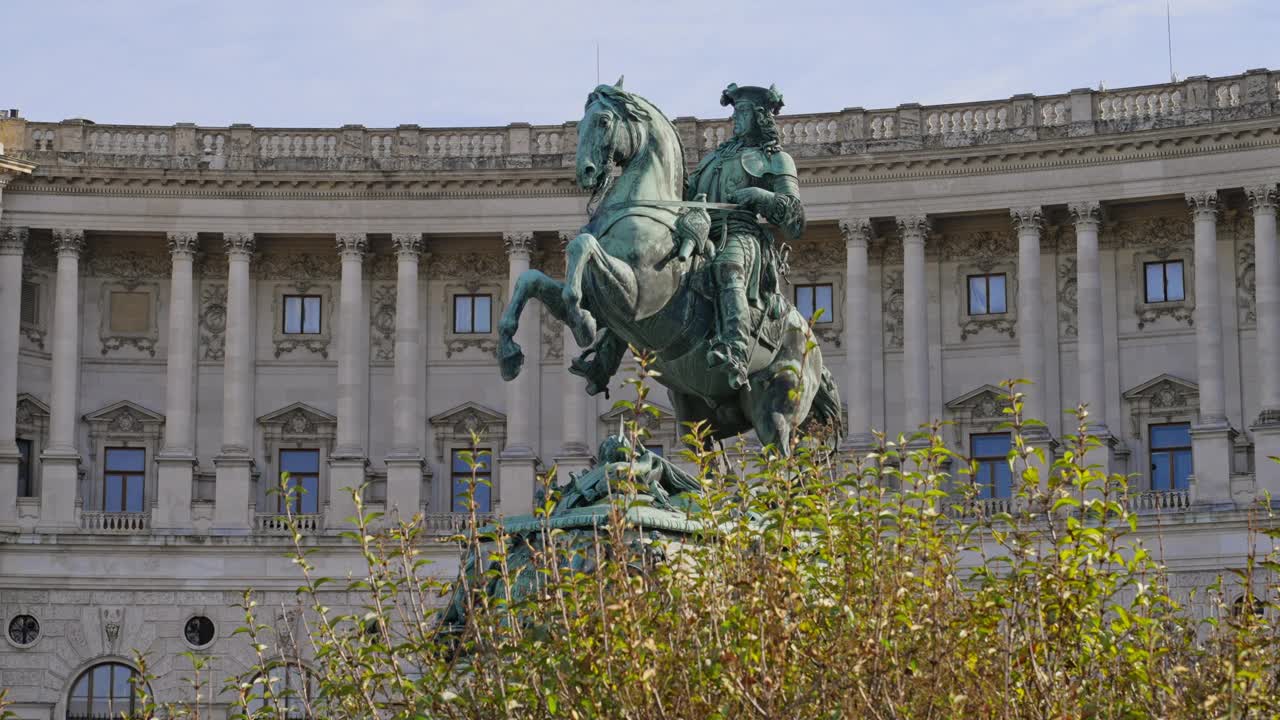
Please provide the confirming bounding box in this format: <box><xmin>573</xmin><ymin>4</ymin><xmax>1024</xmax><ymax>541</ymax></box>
<box><xmin>883</xmin><ymin>269</ymin><xmax>904</xmax><ymax>349</ymax></box>
<box><xmin>1237</xmin><ymin>241</ymin><xmax>1256</xmax><ymax>325</ymax></box>
<box><xmin>541</xmin><ymin>304</ymin><xmax>562</xmax><ymax>362</ymax></box>
<box><xmin>199</xmin><ymin>283</ymin><xmax>227</xmax><ymax>361</ymax></box>
<box><xmin>257</xmin><ymin>252</ymin><xmax>339</xmax><ymax>291</ymax></box>
<box><xmin>370</xmin><ymin>283</ymin><xmax>396</xmax><ymax>362</ymax></box>
<box><xmin>1058</xmin><ymin>256</ymin><xmax>1078</xmax><ymax>338</ymax></box>
<box><xmin>941</xmin><ymin>228</ymin><xmax>1015</xmax><ymax>267</ymax></box>
<box><xmin>86</xmin><ymin>248</ymin><xmax>169</xmax><ymax>290</ymax></box>
<box><xmin>427</xmin><ymin>251</ymin><xmax>506</xmax><ymax>287</ymax></box>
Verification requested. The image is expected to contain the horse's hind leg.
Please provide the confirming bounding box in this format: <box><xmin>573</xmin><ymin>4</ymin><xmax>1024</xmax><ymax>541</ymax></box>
<box><xmin>498</xmin><ymin>269</ymin><xmax>570</xmax><ymax>381</ymax></box>
<box><xmin>749</xmin><ymin>359</ymin><xmax>809</xmax><ymax>456</ymax></box>
<box><xmin>562</xmin><ymin>231</ymin><xmax>638</xmax><ymax>348</ymax></box>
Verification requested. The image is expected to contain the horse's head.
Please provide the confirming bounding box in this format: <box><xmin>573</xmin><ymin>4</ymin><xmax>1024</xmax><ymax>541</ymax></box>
<box><xmin>576</xmin><ymin>77</ymin><xmax>640</xmax><ymax>198</ymax></box>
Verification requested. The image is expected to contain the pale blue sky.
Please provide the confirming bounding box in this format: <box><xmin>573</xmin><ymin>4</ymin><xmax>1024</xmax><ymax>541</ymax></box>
<box><xmin>6</xmin><ymin>0</ymin><xmax>1277</xmax><ymax>128</ymax></box>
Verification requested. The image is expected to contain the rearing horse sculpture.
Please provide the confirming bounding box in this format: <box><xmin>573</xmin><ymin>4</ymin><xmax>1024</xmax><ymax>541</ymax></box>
<box><xmin>498</xmin><ymin>80</ymin><xmax>842</xmax><ymax>452</ymax></box>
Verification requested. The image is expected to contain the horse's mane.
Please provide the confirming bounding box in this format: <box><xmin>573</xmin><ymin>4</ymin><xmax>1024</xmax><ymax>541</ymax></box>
<box><xmin>586</xmin><ymin>85</ymin><xmax>687</xmax><ymax>196</ymax></box>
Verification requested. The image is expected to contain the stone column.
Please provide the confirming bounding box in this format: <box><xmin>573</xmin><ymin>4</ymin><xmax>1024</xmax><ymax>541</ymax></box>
<box><xmin>385</xmin><ymin>232</ymin><xmax>425</xmax><ymax>519</ymax></box>
<box><xmin>1186</xmin><ymin>191</ymin><xmax>1234</xmax><ymax>506</ymax></box>
<box><xmin>555</xmin><ymin>230</ymin><xmax>592</xmax><ymax>479</ymax></box>
<box><xmin>839</xmin><ymin>217</ymin><xmax>873</xmax><ymax>448</ymax></box>
<box><xmin>213</xmin><ymin>232</ymin><xmax>255</xmax><ymax>533</ymax></box>
<box><xmin>1070</xmin><ymin>201</ymin><xmax>1117</xmax><ymax>471</ymax></box>
<box><xmin>328</xmin><ymin>232</ymin><xmax>370</xmax><ymax>528</ymax></box>
<box><xmin>499</xmin><ymin>231</ymin><xmax>538</xmax><ymax>513</ymax></box>
<box><xmin>39</xmin><ymin>229</ymin><xmax>85</xmax><ymax>530</ymax></box>
<box><xmin>1011</xmin><ymin>207</ymin><xmax>1048</xmax><ymax>429</ymax></box>
<box><xmin>1247</xmin><ymin>184</ymin><xmax>1280</xmax><ymax>498</ymax></box>
<box><xmin>155</xmin><ymin>231</ymin><xmax>200</xmax><ymax>532</ymax></box>
<box><xmin>898</xmin><ymin>216</ymin><xmax>930</xmax><ymax>433</ymax></box>
<box><xmin>0</xmin><ymin>226</ymin><xmax>27</xmax><ymax>529</ymax></box>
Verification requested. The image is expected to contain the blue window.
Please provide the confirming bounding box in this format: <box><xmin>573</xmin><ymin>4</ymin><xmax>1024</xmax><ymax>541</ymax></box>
<box><xmin>1150</xmin><ymin>422</ymin><xmax>1192</xmax><ymax>491</ymax></box>
<box><xmin>970</xmin><ymin>433</ymin><xmax>1012</xmax><ymax>499</ymax></box>
<box><xmin>279</xmin><ymin>449</ymin><xmax>320</xmax><ymax>514</ymax></box>
<box><xmin>968</xmin><ymin>274</ymin><xmax>1007</xmax><ymax>316</ymax></box>
<box><xmin>283</xmin><ymin>295</ymin><xmax>322</xmax><ymax>334</ymax></box>
<box><xmin>647</xmin><ymin>445</ymin><xmax>664</xmax><ymax>458</ymax></box>
<box><xmin>453</xmin><ymin>294</ymin><xmax>492</xmax><ymax>334</ymax></box>
<box><xmin>67</xmin><ymin>662</ymin><xmax>142</xmax><ymax>720</ymax></box>
<box><xmin>16</xmin><ymin>438</ymin><xmax>32</xmax><ymax>497</ymax></box>
<box><xmin>794</xmin><ymin>284</ymin><xmax>834</xmax><ymax>324</ymax></box>
<box><xmin>451</xmin><ymin>448</ymin><xmax>492</xmax><ymax>513</ymax></box>
<box><xmin>104</xmin><ymin>447</ymin><xmax>145</xmax><ymax>512</ymax></box>
<box><xmin>1144</xmin><ymin>261</ymin><xmax>1185</xmax><ymax>303</ymax></box>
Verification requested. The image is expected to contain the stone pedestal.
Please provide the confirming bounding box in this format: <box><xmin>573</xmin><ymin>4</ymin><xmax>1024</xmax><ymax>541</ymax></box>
<box><xmin>499</xmin><ymin>450</ymin><xmax>538</xmax><ymax>515</ymax></box>
<box><xmin>552</xmin><ymin>453</ymin><xmax>593</xmax><ymax>486</ymax></box>
<box><xmin>213</xmin><ymin>453</ymin><xmax>253</xmax><ymax>534</ymax></box>
<box><xmin>327</xmin><ymin>455</ymin><xmax>367</xmax><ymax>528</ymax></box>
<box><xmin>1191</xmin><ymin>422</ymin><xmax>1236</xmax><ymax>507</ymax></box>
<box><xmin>385</xmin><ymin>455</ymin><xmax>424</xmax><ymax>522</ymax></box>
<box><xmin>0</xmin><ymin>452</ymin><xmax>18</xmax><ymax>529</ymax></box>
<box><xmin>36</xmin><ymin>451</ymin><xmax>79</xmax><ymax>531</ymax></box>
<box><xmin>1250</xmin><ymin>419</ymin><xmax>1280</xmax><ymax>501</ymax></box>
<box><xmin>153</xmin><ymin>454</ymin><xmax>195</xmax><ymax>532</ymax></box>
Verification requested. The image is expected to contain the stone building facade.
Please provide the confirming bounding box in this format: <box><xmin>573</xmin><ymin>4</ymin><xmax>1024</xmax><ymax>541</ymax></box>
<box><xmin>1</xmin><ymin>68</ymin><xmax>1280</xmax><ymax>717</ymax></box>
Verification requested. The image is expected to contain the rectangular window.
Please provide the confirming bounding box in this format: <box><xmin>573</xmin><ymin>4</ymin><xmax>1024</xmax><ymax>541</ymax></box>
<box><xmin>20</xmin><ymin>282</ymin><xmax>37</xmax><ymax>326</ymax></box>
<box><xmin>108</xmin><ymin>291</ymin><xmax>150</xmax><ymax>333</ymax></box>
<box><xmin>967</xmin><ymin>274</ymin><xmax>1007</xmax><ymax>316</ymax></box>
<box><xmin>1144</xmin><ymin>260</ymin><xmax>1185</xmax><ymax>303</ymax></box>
<box><xmin>451</xmin><ymin>448</ymin><xmax>493</xmax><ymax>513</ymax></box>
<box><xmin>970</xmin><ymin>433</ymin><xmax>1013</xmax><ymax>499</ymax></box>
<box><xmin>283</xmin><ymin>295</ymin><xmax>322</xmax><ymax>334</ymax></box>
<box><xmin>453</xmin><ymin>294</ymin><xmax>492</xmax><ymax>334</ymax></box>
<box><xmin>103</xmin><ymin>447</ymin><xmax>145</xmax><ymax>513</ymax></box>
<box><xmin>16</xmin><ymin>438</ymin><xmax>32</xmax><ymax>497</ymax></box>
<box><xmin>793</xmin><ymin>284</ymin><xmax>834</xmax><ymax>324</ymax></box>
<box><xmin>278</xmin><ymin>449</ymin><xmax>321</xmax><ymax>514</ymax></box>
<box><xmin>647</xmin><ymin>445</ymin><xmax>664</xmax><ymax>458</ymax></box>
<box><xmin>1150</xmin><ymin>422</ymin><xmax>1192</xmax><ymax>492</ymax></box>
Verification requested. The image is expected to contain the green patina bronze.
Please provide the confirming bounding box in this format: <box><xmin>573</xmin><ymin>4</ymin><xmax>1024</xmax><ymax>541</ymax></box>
<box><xmin>498</xmin><ymin>79</ymin><xmax>843</xmax><ymax>452</ymax></box>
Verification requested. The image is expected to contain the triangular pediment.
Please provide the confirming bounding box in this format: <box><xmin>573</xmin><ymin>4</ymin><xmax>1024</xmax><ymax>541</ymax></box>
<box><xmin>600</xmin><ymin>402</ymin><xmax>676</xmax><ymax>432</ymax></box>
<box><xmin>429</xmin><ymin>401</ymin><xmax>505</xmax><ymax>429</ymax></box>
<box><xmin>15</xmin><ymin>393</ymin><xmax>50</xmax><ymax>417</ymax></box>
<box><xmin>1123</xmin><ymin>374</ymin><xmax>1198</xmax><ymax>410</ymax></box>
<box><xmin>945</xmin><ymin>384</ymin><xmax>1009</xmax><ymax>410</ymax></box>
<box><xmin>83</xmin><ymin>399</ymin><xmax>164</xmax><ymax>423</ymax></box>
<box><xmin>258</xmin><ymin>402</ymin><xmax>337</xmax><ymax>437</ymax></box>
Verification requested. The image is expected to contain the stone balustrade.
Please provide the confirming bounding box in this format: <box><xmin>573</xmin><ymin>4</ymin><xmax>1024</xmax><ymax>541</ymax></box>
<box><xmin>422</xmin><ymin>511</ymin><xmax>497</xmax><ymax>536</ymax></box>
<box><xmin>1126</xmin><ymin>490</ymin><xmax>1191</xmax><ymax>512</ymax></box>
<box><xmin>80</xmin><ymin>511</ymin><xmax>151</xmax><ymax>533</ymax></box>
<box><xmin>256</xmin><ymin>512</ymin><xmax>323</xmax><ymax>534</ymax></box>
<box><xmin>7</xmin><ymin>69</ymin><xmax>1275</xmax><ymax>172</ymax></box>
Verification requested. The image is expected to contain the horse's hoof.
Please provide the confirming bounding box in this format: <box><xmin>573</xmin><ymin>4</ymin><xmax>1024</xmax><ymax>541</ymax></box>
<box><xmin>498</xmin><ymin>344</ymin><xmax>524</xmax><ymax>381</ymax></box>
<box><xmin>572</xmin><ymin>312</ymin><xmax>598</xmax><ymax>348</ymax></box>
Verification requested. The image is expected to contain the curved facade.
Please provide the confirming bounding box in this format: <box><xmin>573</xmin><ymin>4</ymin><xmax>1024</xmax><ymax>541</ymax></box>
<box><xmin>1</xmin><ymin>68</ymin><xmax>1280</xmax><ymax>717</ymax></box>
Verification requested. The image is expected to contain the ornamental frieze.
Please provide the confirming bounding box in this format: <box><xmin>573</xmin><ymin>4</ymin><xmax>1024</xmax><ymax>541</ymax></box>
<box><xmin>257</xmin><ymin>252</ymin><xmax>339</xmax><ymax>292</ymax></box>
<box><xmin>427</xmin><ymin>251</ymin><xmax>507</xmax><ymax>289</ymax></box>
<box><xmin>1058</xmin><ymin>256</ymin><xmax>1078</xmax><ymax>338</ymax></box>
<box><xmin>85</xmin><ymin>248</ymin><xmax>169</xmax><ymax>290</ymax></box>
<box><xmin>1114</xmin><ymin>216</ymin><xmax>1192</xmax><ymax>256</ymax></box>
<box><xmin>941</xmin><ymin>228</ymin><xmax>1015</xmax><ymax>267</ymax></box>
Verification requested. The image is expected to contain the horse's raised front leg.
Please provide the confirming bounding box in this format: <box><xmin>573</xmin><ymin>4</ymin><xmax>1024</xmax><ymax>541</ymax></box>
<box><xmin>562</xmin><ymin>231</ymin><xmax>638</xmax><ymax>348</ymax></box>
<box><xmin>498</xmin><ymin>269</ymin><xmax>572</xmax><ymax>381</ymax></box>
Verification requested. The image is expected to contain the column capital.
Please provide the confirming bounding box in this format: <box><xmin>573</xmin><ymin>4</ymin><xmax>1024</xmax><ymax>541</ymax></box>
<box><xmin>838</xmin><ymin>217</ymin><xmax>873</xmax><ymax>247</ymax></box>
<box><xmin>1068</xmin><ymin>201</ymin><xmax>1102</xmax><ymax>229</ymax></box>
<box><xmin>1186</xmin><ymin>190</ymin><xmax>1221</xmax><ymax>219</ymax></box>
<box><xmin>223</xmin><ymin>231</ymin><xmax>256</xmax><ymax>258</ymax></box>
<box><xmin>1010</xmin><ymin>206</ymin><xmax>1043</xmax><ymax>233</ymax></box>
<box><xmin>896</xmin><ymin>215</ymin><xmax>930</xmax><ymax>243</ymax></box>
<box><xmin>166</xmin><ymin>231</ymin><xmax>200</xmax><ymax>259</ymax></box>
<box><xmin>391</xmin><ymin>232</ymin><xmax>423</xmax><ymax>258</ymax></box>
<box><xmin>336</xmin><ymin>232</ymin><xmax>368</xmax><ymax>260</ymax></box>
<box><xmin>504</xmin><ymin>230</ymin><xmax>534</xmax><ymax>257</ymax></box>
<box><xmin>557</xmin><ymin>228</ymin><xmax>580</xmax><ymax>248</ymax></box>
<box><xmin>1246</xmin><ymin>184</ymin><xmax>1279</xmax><ymax>214</ymax></box>
<box><xmin>0</xmin><ymin>225</ymin><xmax>28</xmax><ymax>255</ymax></box>
<box><xmin>51</xmin><ymin>229</ymin><xmax>85</xmax><ymax>257</ymax></box>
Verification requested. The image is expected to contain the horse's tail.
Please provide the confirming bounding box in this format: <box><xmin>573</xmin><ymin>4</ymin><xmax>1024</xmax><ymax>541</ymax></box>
<box><xmin>805</xmin><ymin>365</ymin><xmax>845</xmax><ymax>445</ymax></box>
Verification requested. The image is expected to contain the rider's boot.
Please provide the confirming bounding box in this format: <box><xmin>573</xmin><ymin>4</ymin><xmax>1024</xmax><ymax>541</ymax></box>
<box><xmin>707</xmin><ymin>284</ymin><xmax>751</xmax><ymax>390</ymax></box>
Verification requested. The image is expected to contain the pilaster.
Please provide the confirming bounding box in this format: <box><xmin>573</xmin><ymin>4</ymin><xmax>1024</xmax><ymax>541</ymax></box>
<box><xmin>0</xmin><ymin>225</ymin><xmax>26</xmax><ymax>529</ymax></box>
<box><xmin>385</xmin><ymin>232</ymin><xmax>425</xmax><ymax>520</ymax></box>
<box><xmin>555</xmin><ymin>229</ymin><xmax>592</xmax><ymax>479</ymax></box>
<box><xmin>39</xmin><ymin>229</ymin><xmax>85</xmax><ymax>531</ymax></box>
<box><xmin>500</xmin><ymin>231</ymin><xmax>538</xmax><ymax>514</ymax></box>
<box><xmin>213</xmin><ymin>231</ymin><xmax>255</xmax><ymax>533</ymax></box>
<box><xmin>897</xmin><ymin>215</ymin><xmax>930</xmax><ymax>433</ymax></box>
<box><xmin>155</xmin><ymin>231</ymin><xmax>200</xmax><ymax>532</ymax></box>
<box><xmin>1246</xmin><ymin>183</ymin><xmax>1280</xmax><ymax>500</ymax></box>
<box><xmin>839</xmin><ymin>217</ymin><xmax>874</xmax><ymax>449</ymax></box>
<box><xmin>1069</xmin><ymin>201</ymin><xmax>1116</xmax><ymax>472</ymax></box>
<box><xmin>329</xmin><ymin>232</ymin><xmax>370</xmax><ymax>529</ymax></box>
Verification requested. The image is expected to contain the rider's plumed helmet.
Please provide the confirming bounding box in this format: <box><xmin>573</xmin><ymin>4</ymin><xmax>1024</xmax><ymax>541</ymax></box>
<box><xmin>720</xmin><ymin>83</ymin><xmax>785</xmax><ymax>115</ymax></box>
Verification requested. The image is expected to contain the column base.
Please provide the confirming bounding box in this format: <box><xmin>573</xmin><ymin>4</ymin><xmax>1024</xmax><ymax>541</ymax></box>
<box><xmin>37</xmin><ymin>449</ymin><xmax>81</xmax><ymax>532</ymax></box>
<box><xmin>384</xmin><ymin>453</ymin><xmax>424</xmax><ymax>522</ymax></box>
<box><xmin>1250</xmin><ymin>419</ymin><xmax>1280</xmax><ymax>504</ymax></box>
<box><xmin>213</xmin><ymin>452</ymin><xmax>254</xmax><ymax>534</ymax></box>
<box><xmin>1191</xmin><ymin>420</ymin><xmax>1237</xmax><ymax>508</ymax></box>
<box><xmin>552</xmin><ymin>449</ymin><xmax>593</xmax><ymax>486</ymax></box>
<box><xmin>1082</xmin><ymin>426</ymin><xmax>1119</xmax><ymax>477</ymax></box>
<box><xmin>327</xmin><ymin>454</ymin><xmax>368</xmax><ymax>529</ymax></box>
<box><xmin>0</xmin><ymin>451</ymin><xmax>19</xmax><ymax>530</ymax></box>
<box><xmin>154</xmin><ymin>452</ymin><xmax>196</xmax><ymax>534</ymax></box>
<box><xmin>498</xmin><ymin>448</ymin><xmax>539</xmax><ymax>515</ymax></box>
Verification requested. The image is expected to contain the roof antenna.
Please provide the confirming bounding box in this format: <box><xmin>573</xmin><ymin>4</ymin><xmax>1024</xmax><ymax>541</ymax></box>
<box><xmin>596</xmin><ymin>41</ymin><xmax>601</xmax><ymax>85</ymax></box>
<box><xmin>1166</xmin><ymin>0</ymin><xmax>1178</xmax><ymax>82</ymax></box>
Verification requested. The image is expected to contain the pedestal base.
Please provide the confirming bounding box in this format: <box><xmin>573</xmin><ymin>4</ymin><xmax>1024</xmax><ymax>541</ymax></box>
<box><xmin>1191</xmin><ymin>420</ymin><xmax>1236</xmax><ymax>507</ymax></box>
<box><xmin>213</xmin><ymin>452</ymin><xmax>253</xmax><ymax>534</ymax></box>
<box><xmin>384</xmin><ymin>454</ymin><xmax>424</xmax><ymax>522</ymax></box>
<box><xmin>0</xmin><ymin>451</ymin><xmax>18</xmax><ymax>529</ymax></box>
<box><xmin>154</xmin><ymin>453</ymin><xmax>196</xmax><ymax>533</ymax></box>
<box><xmin>37</xmin><ymin>450</ymin><xmax>80</xmax><ymax>531</ymax></box>
<box><xmin>1251</xmin><ymin>420</ymin><xmax>1280</xmax><ymax>503</ymax></box>
<box><xmin>552</xmin><ymin>452</ymin><xmax>593</xmax><ymax>485</ymax></box>
<box><xmin>499</xmin><ymin>448</ymin><xmax>539</xmax><ymax>515</ymax></box>
<box><xmin>327</xmin><ymin>455</ymin><xmax>368</xmax><ymax>529</ymax></box>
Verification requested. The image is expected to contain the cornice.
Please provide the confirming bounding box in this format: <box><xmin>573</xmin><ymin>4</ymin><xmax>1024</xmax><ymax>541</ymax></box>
<box><xmin>5</xmin><ymin>117</ymin><xmax>1279</xmax><ymax>202</ymax></box>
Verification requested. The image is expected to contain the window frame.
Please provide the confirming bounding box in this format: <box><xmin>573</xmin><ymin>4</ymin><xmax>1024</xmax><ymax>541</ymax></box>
<box><xmin>277</xmin><ymin>448</ymin><xmax>321</xmax><ymax>515</ymax></box>
<box><xmin>1148</xmin><ymin>421</ymin><xmax>1193</xmax><ymax>492</ymax></box>
<box><xmin>66</xmin><ymin>662</ymin><xmax>143</xmax><ymax>720</ymax></box>
<box><xmin>1143</xmin><ymin>260</ymin><xmax>1186</xmax><ymax>304</ymax></box>
<box><xmin>16</xmin><ymin>437</ymin><xmax>33</xmax><ymax>498</ymax></box>
<box><xmin>450</xmin><ymin>447</ymin><xmax>493</xmax><ymax>513</ymax></box>
<box><xmin>792</xmin><ymin>283</ymin><xmax>835</xmax><ymax>325</ymax></box>
<box><xmin>452</xmin><ymin>293</ymin><xmax>493</xmax><ymax>335</ymax></box>
<box><xmin>969</xmin><ymin>432</ymin><xmax>1013</xmax><ymax>500</ymax></box>
<box><xmin>282</xmin><ymin>294</ymin><xmax>324</xmax><ymax>335</ymax></box>
<box><xmin>103</xmin><ymin>446</ymin><xmax>147</xmax><ymax>513</ymax></box>
<box><xmin>966</xmin><ymin>273</ymin><xmax>1008</xmax><ymax>316</ymax></box>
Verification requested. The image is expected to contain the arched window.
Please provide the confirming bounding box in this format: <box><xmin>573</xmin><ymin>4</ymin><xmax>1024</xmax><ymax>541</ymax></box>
<box><xmin>66</xmin><ymin>661</ymin><xmax>142</xmax><ymax>719</ymax></box>
<box><xmin>246</xmin><ymin>664</ymin><xmax>319</xmax><ymax>719</ymax></box>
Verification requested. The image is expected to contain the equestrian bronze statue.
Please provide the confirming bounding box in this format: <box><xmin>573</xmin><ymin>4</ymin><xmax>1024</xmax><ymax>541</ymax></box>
<box><xmin>497</xmin><ymin>79</ymin><xmax>842</xmax><ymax>452</ymax></box>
